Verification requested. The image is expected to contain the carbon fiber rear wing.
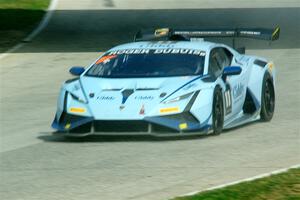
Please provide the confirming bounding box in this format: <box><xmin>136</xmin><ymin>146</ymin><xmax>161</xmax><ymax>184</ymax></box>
<box><xmin>134</xmin><ymin>27</ymin><xmax>280</xmax><ymax>42</ymax></box>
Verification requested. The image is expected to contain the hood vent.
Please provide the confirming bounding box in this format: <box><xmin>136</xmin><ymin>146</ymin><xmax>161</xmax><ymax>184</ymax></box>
<box><xmin>136</xmin><ymin>88</ymin><xmax>159</xmax><ymax>91</ymax></box>
<box><xmin>102</xmin><ymin>88</ymin><xmax>122</xmax><ymax>91</ymax></box>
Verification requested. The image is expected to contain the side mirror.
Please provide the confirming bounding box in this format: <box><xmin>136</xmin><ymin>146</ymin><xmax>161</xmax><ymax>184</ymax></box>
<box><xmin>69</xmin><ymin>67</ymin><xmax>85</xmax><ymax>76</ymax></box>
<box><xmin>223</xmin><ymin>66</ymin><xmax>242</xmax><ymax>76</ymax></box>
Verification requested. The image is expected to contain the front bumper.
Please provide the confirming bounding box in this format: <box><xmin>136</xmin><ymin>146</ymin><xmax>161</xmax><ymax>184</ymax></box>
<box><xmin>51</xmin><ymin>112</ymin><xmax>211</xmax><ymax>137</ymax></box>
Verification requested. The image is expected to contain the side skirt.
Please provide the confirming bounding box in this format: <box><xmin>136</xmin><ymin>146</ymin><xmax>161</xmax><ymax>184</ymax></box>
<box><xmin>223</xmin><ymin>110</ymin><xmax>260</xmax><ymax>129</ymax></box>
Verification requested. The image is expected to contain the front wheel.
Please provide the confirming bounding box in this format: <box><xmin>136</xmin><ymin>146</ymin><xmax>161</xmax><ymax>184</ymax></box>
<box><xmin>212</xmin><ymin>87</ymin><xmax>224</xmax><ymax>135</ymax></box>
<box><xmin>260</xmin><ymin>73</ymin><xmax>275</xmax><ymax>121</ymax></box>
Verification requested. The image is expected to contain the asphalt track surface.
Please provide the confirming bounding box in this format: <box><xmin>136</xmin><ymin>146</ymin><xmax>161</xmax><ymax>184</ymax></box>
<box><xmin>0</xmin><ymin>0</ymin><xmax>300</xmax><ymax>199</ymax></box>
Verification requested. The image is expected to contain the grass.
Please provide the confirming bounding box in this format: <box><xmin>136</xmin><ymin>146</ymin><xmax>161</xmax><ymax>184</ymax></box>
<box><xmin>0</xmin><ymin>0</ymin><xmax>49</xmax><ymax>9</ymax></box>
<box><xmin>0</xmin><ymin>0</ymin><xmax>50</xmax><ymax>52</ymax></box>
<box><xmin>174</xmin><ymin>168</ymin><xmax>300</xmax><ymax>200</ymax></box>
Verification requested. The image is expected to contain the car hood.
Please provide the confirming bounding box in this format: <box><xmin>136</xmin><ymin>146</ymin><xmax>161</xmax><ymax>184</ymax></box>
<box><xmin>78</xmin><ymin>75</ymin><xmax>208</xmax><ymax>119</ymax></box>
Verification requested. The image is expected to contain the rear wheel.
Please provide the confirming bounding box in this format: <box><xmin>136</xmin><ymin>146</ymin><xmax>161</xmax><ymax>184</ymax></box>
<box><xmin>212</xmin><ymin>87</ymin><xmax>224</xmax><ymax>135</ymax></box>
<box><xmin>260</xmin><ymin>73</ymin><xmax>275</xmax><ymax>121</ymax></box>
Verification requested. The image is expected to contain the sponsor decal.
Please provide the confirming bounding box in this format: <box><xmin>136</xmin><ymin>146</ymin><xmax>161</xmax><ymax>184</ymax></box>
<box><xmin>119</xmin><ymin>104</ymin><xmax>125</xmax><ymax>110</ymax></box>
<box><xmin>268</xmin><ymin>62</ymin><xmax>274</xmax><ymax>72</ymax></box>
<box><xmin>240</xmin><ymin>31</ymin><xmax>261</xmax><ymax>36</ymax></box>
<box><xmin>153</xmin><ymin>49</ymin><xmax>206</xmax><ymax>56</ymax></box>
<box><xmin>160</xmin><ymin>92</ymin><xmax>167</xmax><ymax>98</ymax></box>
<box><xmin>179</xmin><ymin>123</ymin><xmax>188</xmax><ymax>130</ymax></box>
<box><xmin>142</xmin><ymin>41</ymin><xmax>176</xmax><ymax>48</ymax></box>
<box><xmin>160</xmin><ymin>107</ymin><xmax>180</xmax><ymax>114</ymax></box>
<box><xmin>97</xmin><ymin>96</ymin><xmax>115</xmax><ymax>101</ymax></box>
<box><xmin>89</xmin><ymin>93</ymin><xmax>95</xmax><ymax>98</ymax></box>
<box><xmin>175</xmin><ymin>31</ymin><xmax>220</xmax><ymax>35</ymax></box>
<box><xmin>108</xmin><ymin>49</ymin><xmax>150</xmax><ymax>55</ymax></box>
<box><xmin>108</xmin><ymin>49</ymin><xmax>206</xmax><ymax>57</ymax></box>
<box><xmin>95</xmin><ymin>55</ymin><xmax>117</xmax><ymax>64</ymax></box>
<box><xmin>233</xmin><ymin>83</ymin><xmax>244</xmax><ymax>99</ymax></box>
<box><xmin>70</xmin><ymin>107</ymin><xmax>86</xmax><ymax>113</ymax></box>
<box><xmin>139</xmin><ymin>105</ymin><xmax>145</xmax><ymax>115</ymax></box>
<box><xmin>134</xmin><ymin>96</ymin><xmax>154</xmax><ymax>100</ymax></box>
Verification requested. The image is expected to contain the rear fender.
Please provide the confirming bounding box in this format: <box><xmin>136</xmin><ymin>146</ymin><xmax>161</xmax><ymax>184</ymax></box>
<box><xmin>247</xmin><ymin>57</ymin><xmax>276</xmax><ymax>109</ymax></box>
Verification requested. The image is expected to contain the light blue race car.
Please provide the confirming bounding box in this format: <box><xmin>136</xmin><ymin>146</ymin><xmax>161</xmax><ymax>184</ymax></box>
<box><xmin>52</xmin><ymin>27</ymin><xmax>279</xmax><ymax>136</ymax></box>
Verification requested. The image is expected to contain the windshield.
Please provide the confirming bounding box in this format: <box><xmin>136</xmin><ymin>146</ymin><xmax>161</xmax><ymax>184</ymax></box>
<box><xmin>85</xmin><ymin>48</ymin><xmax>206</xmax><ymax>78</ymax></box>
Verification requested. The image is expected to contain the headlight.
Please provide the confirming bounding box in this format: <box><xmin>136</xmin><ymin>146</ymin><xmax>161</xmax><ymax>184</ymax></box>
<box><xmin>69</xmin><ymin>92</ymin><xmax>88</xmax><ymax>104</ymax></box>
<box><xmin>66</xmin><ymin>81</ymin><xmax>89</xmax><ymax>104</ymax></box>
<box><xmin>163</xmin><ymin>92</ymin><xmax>193</xmax><ymax>104</ymax></box>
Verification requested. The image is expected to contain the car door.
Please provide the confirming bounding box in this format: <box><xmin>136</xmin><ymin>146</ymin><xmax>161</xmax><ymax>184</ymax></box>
<box><xmin>219</xmin><ymin>47</ymin><xmax>247</xmax><ymax>117</ymax></box>
<box><xmin>209</xmin><ymin>47</ymin><xmax>233</xmax><ymax>118</ymax></box>
<box><xmin>208</xmin><ymin>47</ymin><xmax>245</xmax><ymax>119</ymax></box>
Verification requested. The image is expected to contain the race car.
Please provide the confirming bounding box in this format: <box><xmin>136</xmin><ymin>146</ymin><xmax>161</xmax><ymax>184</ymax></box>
<box><xmin>51</xmin><ymin>27</ymin><xmax>279</xmax><ymax>136</ymax></box>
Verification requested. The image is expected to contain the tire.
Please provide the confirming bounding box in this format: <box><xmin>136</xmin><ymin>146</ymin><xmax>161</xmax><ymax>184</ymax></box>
<box><xmin>260</xmin><ymin>73</ymin><xmax>275</xmax><ymax>121</ymax></box>
<box><xmin>212</xmin><ymin>86</ymin><xmax>224</xmax><ymax>135</ymax></box>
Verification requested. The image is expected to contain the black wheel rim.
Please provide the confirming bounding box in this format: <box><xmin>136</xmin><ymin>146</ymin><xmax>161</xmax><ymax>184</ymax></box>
<box><xmin>264</xmin><ymin>81</ymin><xmax>275</xmax><ymax>115</ymax></box>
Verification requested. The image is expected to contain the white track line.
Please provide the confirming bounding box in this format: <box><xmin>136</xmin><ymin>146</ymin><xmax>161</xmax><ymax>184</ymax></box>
<box><xmin>0</xmin><ymin>0</ymin><xmax>59</xmax><ymax>60</ymax></box>
<box><xmin>181</xmin><ymin>164</ymin><xmax>300</xmax><ymax>197</ymax></box>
